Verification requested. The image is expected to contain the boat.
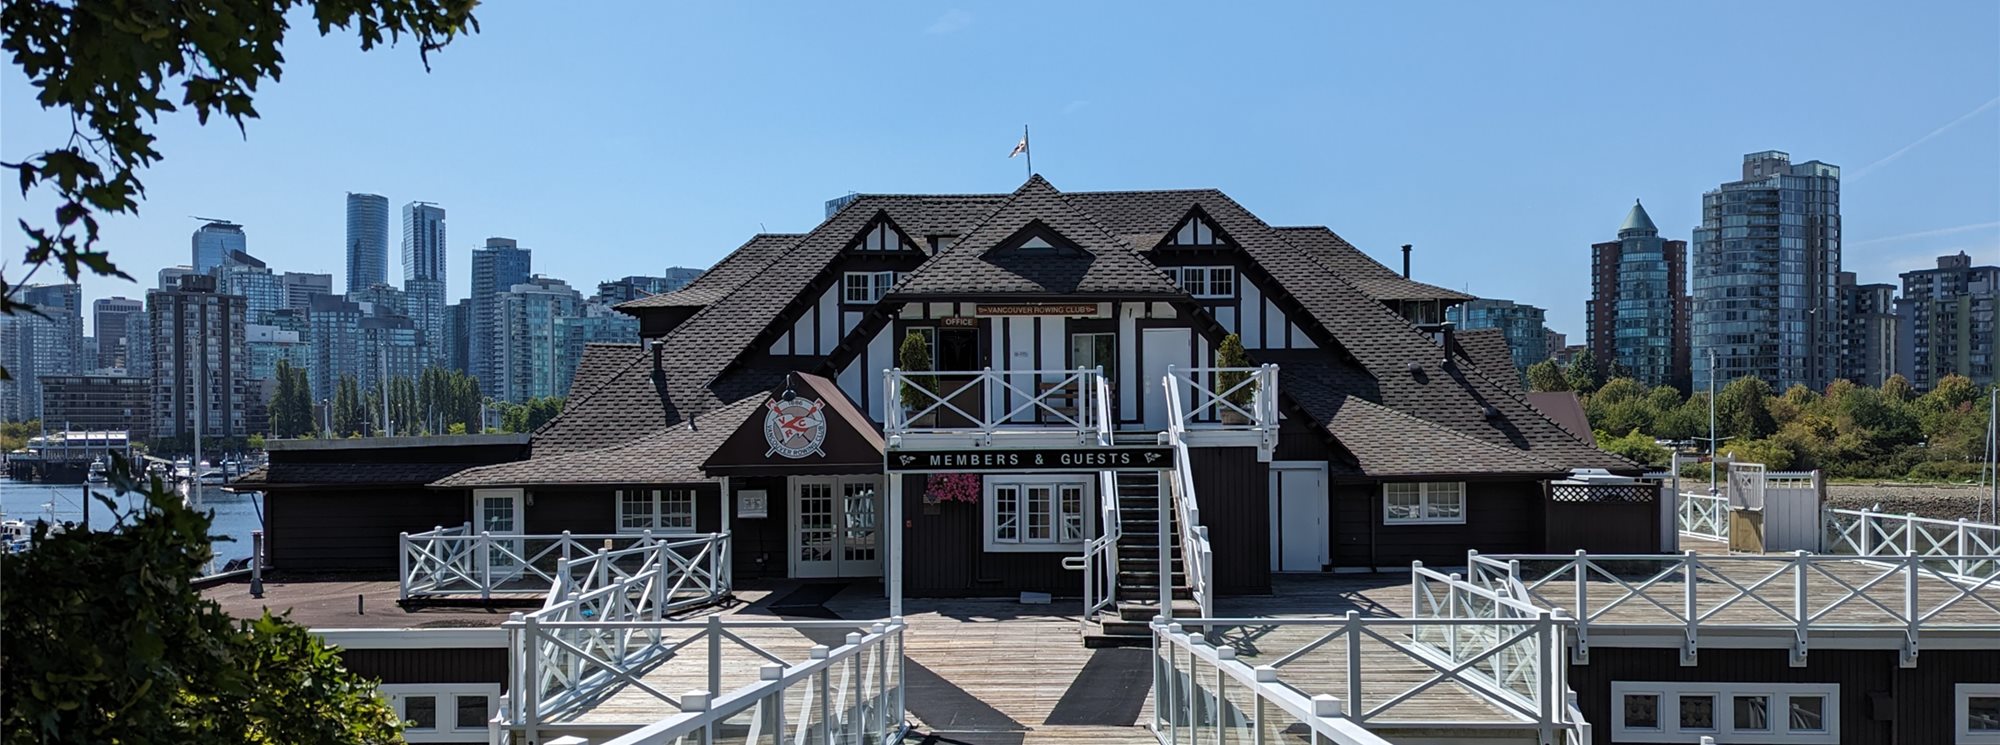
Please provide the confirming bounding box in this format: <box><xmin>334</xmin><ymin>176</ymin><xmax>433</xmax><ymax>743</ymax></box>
<box><xmin>1</xmin><ymin>519</ymin><xmax>33</xmax><ymax>553</ymax></box>
<box><xmin>195</xmin><ymin>469</ymin><xmax>228</xmax><ymax>485</ymax></box>
<box><xmin>86</xmin><ymin>460</ymin><xmax>108</xmax><ymax>484</ymax></box>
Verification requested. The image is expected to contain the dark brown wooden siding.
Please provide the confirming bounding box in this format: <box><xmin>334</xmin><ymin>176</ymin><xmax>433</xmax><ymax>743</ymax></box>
<box><xmin>725</xmin><ymin>475</ymin><xmax>792</xmax><ymax>580</ymax></box>
<box><xmin>1330</xmin><ymin>480</ymin><xmax>1544</xmax><ymax>569</ymax></box>
<box><xmin>1188</xmin><ymin>447</ymin><xmax>1270</xmax><ymax>594</ymax></box>
<box><xmin>1568</xmin><ymin>646</ymin><xmax>2000</xmax><ymax>744</ymax></box>
<box><xmin>900</xmin><ymin>474</ymin><xmax>1073</xmax><ymax>597</ymax></box>
<box><xmin>520</xmin><ymin>484</ymin><xmax>722</xmax><ymax>537</ymax></box>
<box><xmin>338</xmin><ymin>647</ymin><xmax>507</xmax><ymax>686</ymax></box>
<box><xmin>268</xmin><ymin>489</ymin><xmax>467</xmax><ymax>573</ymax></box>
<box><xmin>1545</xmin><ymin>484</ymin><xmax>1662</xmax><ymax>554</ymax></box>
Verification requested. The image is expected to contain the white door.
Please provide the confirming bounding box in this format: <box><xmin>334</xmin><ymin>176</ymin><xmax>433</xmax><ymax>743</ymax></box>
<box><xmin>1142</xmin><ymin>328</ymin><xmax>1193</xmax><ymax>430</ymax></box>
<box><xmin>474</xmin><ymin>488</ymin><xmax>525</xmax><ymax>579</ymax></box>
<box><xmin>792</xmin><ymin>477</ymin><xmax>883</xmax><ymax>579</ymax></box>
<box><xmin>1270</xmin><ymin>466</ymin><xmax>1327</xmax><ymax>572</ymax></box>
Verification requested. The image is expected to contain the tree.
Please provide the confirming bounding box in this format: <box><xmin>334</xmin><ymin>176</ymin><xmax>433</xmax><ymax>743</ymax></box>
<box><xmin>1</xmin><ymin>459</ymin><xmax>404</xmax><ymax>742</ymax></box>
<box><xmin>1562</xmin><ymin>349</ymin><xmax>1601</xmax><ymax>394</ymax></box>
<box><xmin>896</xmin><ymin>331</ymin><xmax>934</xmax><ymax>411</ymax></box>
<box><xmin>267</xmin><ymin>359</ymin><xmax>314</xmax><ymax>438</ymax></box>
<box><xmin>1596</xmin><ymin>428</ymin><xmax>1668</xmax><ymax>466</ymax></box>
<box><xmin>1525</xmin><ymin>359</ymin><xmax>1568</xmax><ymax>393</ymax></box>
<box><xmin>1880</xmin><ymin>374</ymin><xmax>1915</xmax><ymax>404</ymax></box>
<box><xmin>501</xmin><ymin>396</ymin><xmax>565</xmax><ymax>433</ymax></box>
<box><xmin>0</xmin><ymin>0</ymin><xmax>478</xmax><ymax>367</ymax></box>
<box><xmin>1716</xmin><ymin>376</ymin><xmax>1777</xmax><ymax>440</ymax></box>
<box><xmin>332</xmin><ymin>375</ymin><xmax>366</xmax><ymax>437</ymax></box>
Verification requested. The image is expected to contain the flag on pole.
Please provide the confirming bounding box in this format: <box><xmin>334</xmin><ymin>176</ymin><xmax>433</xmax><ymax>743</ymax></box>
<box><xmin>1009</xmin><ymin>133</ymin><xmax>1029</xmax><ymax>159</ymax></box>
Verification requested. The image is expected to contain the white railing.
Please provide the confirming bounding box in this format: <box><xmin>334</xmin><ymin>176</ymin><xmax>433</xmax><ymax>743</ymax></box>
<box><xmin>1409</xmin><ymin>565</ymin><xmax>1575</xmax><ymax>729</ymax></box>
<box><xmin>1162</xmin><ymin>373</ymin><xmax>1215</xmax><ymax>619</ymax></box>
<box><xmin>543</xmin><ymin>533</ymin><xmax>732</xmax><ymax>615</ymax></box>
<box><xmin>1157</xmin><ymin>609</ymin><xmax>1582</xmax><ymax>739</ymax></box>
<box><xmin>1676</xmin><ymin>492</ymin><xmax>1730</xmax><ymax>542</ymax></box>
<box><xmin>1467</xmin><ymin>550</ymin><xmax>2000</xmax><ymax>665</ymax></box>
<box><xmin>504</xmin><ymin>616</ymin><xmax>905</xmax><ymax>745</ymax></box>
<box><xmin>882</xmin><ymin>367</ymin><xmax>1108</xmax><ymax>442</ymax></box>
<box><xmin>1166</xmin><ymin>364</ymin><xmax>1280</xmax><ymax>457</ymax></box>
<box><xmin>1824</xmin><ymin>508</ymin><xmax>2000</xmax><ymax>581</ymax></box>
<box><xmin>399</xmin><ymin>525</ymin><xmax>728</xmax><ymax>603</ymax></box>
<box><xmin>1153</xmin><ymin>621</ymin><xmax>1395</xmax><ymax>745</ymax></box>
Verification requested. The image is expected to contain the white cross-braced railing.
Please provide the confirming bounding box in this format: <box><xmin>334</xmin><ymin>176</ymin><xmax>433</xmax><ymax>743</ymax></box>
<box><xmin>1153</xmin><ymin>621</ymin><xmax>1396</xmax><ymax>745</ymax></box>
<box><xmin>1158</xmin><ymin>609</ymin><xmax>1583</xmax><ymax>741</ymax></box>
<box><xmin>1165</xmin><ymin>364</ymin><xmax>1280</xmax><ymax>458</ymax></box>
<box><xmin>882</xmin><ymin>367</ymin><xmax>1107</xmax><ymax>443</ymax></box>
<box><xmin>502</xmin><ymin>616</ymin><xmax>906</xmax><ymax>745</ymax></box>
<box><xmin>1466</xmin><ymin>549</ymin><xmax>2000</xmax><ymax>666</ymax></box>
<box><xmin>1823</xmin><ymin>507</ymin><xmax>2000</xmax><ymax>582</ymax></box>
<box><xmin>1676</xmin><ymin>492</ymin><xmax>1730</xmax><ymax>542</ymax></box>
<box><xmin>399</xmin><ymin>525</ymin><xmax>722</xmax><ymax>602</ymax></box>
<box><xmin>1409</xmin><ymin>564</ymin><xmax>1576</xmax><ymax>728</ymax></box>
<box><xmin>1162</xmin><ymin>372</ymin><xmax>1216</xmax><ymax>620</ymax></box>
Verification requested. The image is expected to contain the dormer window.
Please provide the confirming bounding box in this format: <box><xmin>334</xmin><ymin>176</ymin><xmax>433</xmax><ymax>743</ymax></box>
<box><xmin>1172</xmin><ymin>266</ymin><xmax>1236</xmax><ymax>299</ymax></box>
<box><xmin>843</xmin><ymin>271</ymin><xmax>899</xmax><ymax>304</ymax></box>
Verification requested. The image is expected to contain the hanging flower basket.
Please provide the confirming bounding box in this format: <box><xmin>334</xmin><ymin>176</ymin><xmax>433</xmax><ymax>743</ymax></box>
<box><xmin>923</xmin><ymin>473</ymin><xmax>980</xmax><ymax>506</ymax></box>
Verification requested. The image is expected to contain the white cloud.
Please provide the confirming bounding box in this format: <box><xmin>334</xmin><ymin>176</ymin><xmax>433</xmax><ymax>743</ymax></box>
<box><xmin>925</xmin><ymin>9</ymin><xmax>972</xmax><ymax>34</ymax></box>
<box><xmin>1850</xmin><ymin>96</ymin><xmax>2000</xmax><ymax>180</ymax></box>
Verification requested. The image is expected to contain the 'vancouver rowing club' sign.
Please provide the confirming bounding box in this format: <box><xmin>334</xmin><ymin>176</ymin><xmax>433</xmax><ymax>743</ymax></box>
<box><xmin>887</xmin><ymin>446</ymin><xmax>1173</xmax><ymax>473</ymax></box>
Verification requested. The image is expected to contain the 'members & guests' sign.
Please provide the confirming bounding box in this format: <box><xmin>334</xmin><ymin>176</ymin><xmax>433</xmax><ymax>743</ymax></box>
<box><xmin>887</xmin><ymin>446</ymin><xmax>1173</xmax><ymax>472</ymax></box>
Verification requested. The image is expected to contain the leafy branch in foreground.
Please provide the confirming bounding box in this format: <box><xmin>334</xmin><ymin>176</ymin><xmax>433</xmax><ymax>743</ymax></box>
<box><xmin>0</xmin><ymin>0</ymin><xmax>479</xmax><ymax>332</ymax></box>
<box><xmin>0</xmin><ymin>454</ymin><xmax>405</xmax><ymax>743</ymax></box>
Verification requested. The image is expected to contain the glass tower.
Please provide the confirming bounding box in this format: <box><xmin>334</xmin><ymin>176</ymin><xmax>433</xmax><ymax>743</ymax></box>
<box><xmin>401</xmin><ymin>201</ymin><xmax>448</xmax><ymax>366</ymax></box>
<box><xmin>1692</xmin><ymin>151</ymin><xmax>1841</xmax><ymax>392</ymax></box>
<box><xmin>470</xmin><ymin>237</ymin><xmax>532</xmax><ymax>394</ymax></box>
<box><xmin>345</xmin><ymin>192</ymin><xmax>390</xmax><ymax>294</ymax></box>
<box><xmin>1590</xmin><ymin>200</ymin><xmax>1691</xmax><ymax>389</ymax></box>
<box><xmin>190</xmin><ymin>221</ymin><xmax>246</xmax><ymax>275</ymax></box>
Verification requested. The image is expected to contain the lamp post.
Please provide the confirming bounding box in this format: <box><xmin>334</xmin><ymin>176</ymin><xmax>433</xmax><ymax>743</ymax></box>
<box><xmin>1707</xmin><ymin>348</ymin><xmax>1718</xmax><ymax>495</ymax></box>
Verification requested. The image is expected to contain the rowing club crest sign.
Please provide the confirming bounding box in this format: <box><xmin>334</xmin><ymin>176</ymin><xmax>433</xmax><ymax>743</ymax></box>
<box><xmin>763</xmin><ymin>395</ymin><xmax>827</xmax><ymax>459</ymax></box>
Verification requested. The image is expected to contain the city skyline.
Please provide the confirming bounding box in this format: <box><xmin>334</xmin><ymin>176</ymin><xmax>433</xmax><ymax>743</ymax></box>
<box><xmin>2</xmin><ymin>2</ymin><xmax>1992</xmax><ymax>339</ymax></box>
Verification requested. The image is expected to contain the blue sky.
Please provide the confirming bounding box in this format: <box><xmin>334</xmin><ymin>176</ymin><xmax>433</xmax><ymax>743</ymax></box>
<box><xmin>3</xmin><ymin>1</ymin><xmax>1996</xmax><ymax>338</ymax></box>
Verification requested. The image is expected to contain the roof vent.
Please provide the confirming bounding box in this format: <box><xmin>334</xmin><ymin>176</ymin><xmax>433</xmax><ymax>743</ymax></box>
<box><xmin>1406</xmin><ymin>361</ymin><xmax>1422</xmax><ymax>375</ymax></box>
<box><xmin>1482</xmin><ymin>405</ymin><xmax>1500</xmax><ymax>420</ymax></box>
<box><xmin>649</xmin><ymin>338</ymin><xmax>665</xmax><ymax>378</ymax></box>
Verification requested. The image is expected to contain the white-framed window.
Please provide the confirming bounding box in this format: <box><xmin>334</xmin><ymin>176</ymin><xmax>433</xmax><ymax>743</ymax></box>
<box><xmin>1960</xmin><ymin>683</ymin><xmax>2000</xmax><ymax>744</ymax></box>
<box><xmin>843</xmin><ymin>271</ymin><xmax>899</xmax><ymax>304</ymax></box>
<box><xmin>380</xmin><ymin>684</ymin><xmax>502</xmax><ymax>743</ymax></box>
<box><xmin>985</xmin><ymin>476</ymin><xmax>1091</xmax><ymax>552</ymax></box>
<box><xmin>617</xmin><ymin>488</ymin><xmax>696</xmax><ymax>533</ymax></box>
<box><xmin>1382</xmin><ymin>482</ymin><xmax>1466</xmax><ymax>525</ymax></box>
<box><xmin>1172</xmin><ymin>266</ymin><xmax>1236</xmax><ymax>299</ymax></box>
<box><xmin>1611</xmin><ymin>682</ymin><xmax>1837</xmax><ymax>744</ymax></box>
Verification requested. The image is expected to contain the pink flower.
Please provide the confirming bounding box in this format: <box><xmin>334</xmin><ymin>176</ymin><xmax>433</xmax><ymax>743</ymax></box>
<box><xmin>924</xmin><ymin>473</ymin><xmax>981</xmax><ymax>504</ymax></box>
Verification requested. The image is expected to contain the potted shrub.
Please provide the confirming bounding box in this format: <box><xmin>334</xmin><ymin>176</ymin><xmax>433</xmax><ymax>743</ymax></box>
<box><xmin>898</xmin><ymin>331</ymin><xmax>938</xmax><ymax>427</ymax></box>
<box><xmin>1214</xmin><ymin>333</ymin><xmax>1256</xmax><ymax>425</ymax></box>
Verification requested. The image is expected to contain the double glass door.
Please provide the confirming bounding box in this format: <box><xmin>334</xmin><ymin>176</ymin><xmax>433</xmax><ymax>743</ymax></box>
<box><xmin>791</xmin><ymin>476</ymin><xmax>883</xmax><ymax>578</ymax></box>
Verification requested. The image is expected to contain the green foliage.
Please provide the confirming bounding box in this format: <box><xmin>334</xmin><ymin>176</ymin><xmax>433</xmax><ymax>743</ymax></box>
<box><xmin>896</xmin><ymin>331</ymin><xmax>934</xmax><ymax>411</ymax></box>
<box><xmin>1562</xmin><ymin>349</ymin><xmax>1600</xmax><ymax>394</ymax></box>
<box><xmin>500</xmin><ymin>396</ymin><xmax>564</xmax><ymax>433</ymax></box>
<box><xmin>0</xmin><ymin>0</ymin><xmax>479</xmax><ymax>384</ymax></box>
<box><xmin>1524</xmin><ymin>359</ymin><xmax>1568</xmax><ymax>392</ymax></box>
<box><xmin>1596</xmin><ymin>428</ymin><xmax>1667</xmax><ymax>466</ymax></box>
<box><xmin>1214</xmin><ymin>333</ymin><xmax>1254</xmax><ymax>406</ymax></box>
<box><xmin>1716</xmin><ymin>376</ymin><xmax>1776</xmax><ymax>440</ymax></box>
<box><xmin>0</xmin><ymin>419</ymin><xmax>38</xmax><ymax>451</ymax></box>
<box><xmin>1720</xmin><ymin>437</ymin><xmax>1794</xmax><ymax>471</ymax></box>
<box><xmin>333</xmin><ymin>375</ymin><xmax>367</xmax><ymax>437</ymax></box>
<box><xmin>245</xmin><ymin>433</ymin><xmax>265</xmax><ymax>450</ymax></box>
<box><xmin>0</xmin><ymin>456</ymin><xmax>403</xmax><ymax>743</ymax></box>
<box><xmin>268</xmin><ymin>359</ymin><xmax>315</xmax><ymax>438</ymax></box>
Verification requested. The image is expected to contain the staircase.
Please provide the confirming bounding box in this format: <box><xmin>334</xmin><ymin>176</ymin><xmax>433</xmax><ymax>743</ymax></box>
<box><xmin>1085</xmin><ymin>471</ymin><xmax>1197</xmax><ymax>648</ymax></box>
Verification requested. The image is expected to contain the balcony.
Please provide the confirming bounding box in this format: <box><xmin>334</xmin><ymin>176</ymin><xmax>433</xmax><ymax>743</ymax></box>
<box><xmin>1164</xmin><ymin>364</ymin><xmax>1280</xmax><ymax>458</ymax></box>
<box><xmin>883</xmin><ymin>367</ymin><xmax>1113</xmax><ymax>449</ymax></box>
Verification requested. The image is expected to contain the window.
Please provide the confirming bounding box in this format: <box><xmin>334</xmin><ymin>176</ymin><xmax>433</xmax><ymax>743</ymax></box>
<box><xmin>1960</xmin><ymin>684</ymin><xmax>2000</xmax><ymax>744</ymax></box>
<box><xmin>1070</xmin><ymin>332</ymin><xmax>1115</xmax><ymax>378</ymax></box>
<box><xmin>1172</xmin><ymin>266</ymin><xmax>1236</xmax><ymax>299</ymax></box>
<box><xmin>381</xmin><ymin>684</ymin><xmax>502</xmax><ymax>743</ymax></box>
<box><xmin>986</xmin><ymin>477</ymin><xmax>1091</xmax><ymax>552</ymax></box>
<box><xmin>1611</xmin><ymin>682</ymin><xmax>1838</xmax><ymax>744</ymax></box>
<box><xmin>1382</xmin><ymin>482</ymin><xmax>1465</xmax><ymax>525</ymax></box>
<box><xmin>843</xmin><ymin>271</ymin><xmax>898</xmax><ymax>304</ymax></box>
<box><xmin>617</xmin><ymin>488</ymin><xmax>697</xmax><ymax>533</ymax></box>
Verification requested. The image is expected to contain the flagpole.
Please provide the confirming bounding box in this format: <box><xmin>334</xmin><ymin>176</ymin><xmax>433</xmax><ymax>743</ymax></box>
<box><xmin>1023</xmin><ymin>125</ymin><xmax>1032</xmax><ymax>178</ymax></box>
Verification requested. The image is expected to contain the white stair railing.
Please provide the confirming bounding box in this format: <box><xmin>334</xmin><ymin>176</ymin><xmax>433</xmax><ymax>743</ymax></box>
<box><xmin>1073</xmin><ymin>373</ymin><xmax>1122</xmax><ymax>620</ymax></box>
<box><xmin>1162</xmin><ymin>372</ymin><xmax>1215</xmax><ymax>619</ymax></box>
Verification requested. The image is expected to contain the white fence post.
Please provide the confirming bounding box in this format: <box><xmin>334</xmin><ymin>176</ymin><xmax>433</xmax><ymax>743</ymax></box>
<box><xmin>1344</xmin><ymin>611</ymin><xmax>1362</xmax><ymax>720</ymax></box>
<box><xmin>479</xmin><ymin>530</ymin><xmax>493</xmax><ymax>602</ymax></box>
<box><xmin>398</xmin><ymin>531</ymin><xmax>411</xmax><ymax>599</ymax></box>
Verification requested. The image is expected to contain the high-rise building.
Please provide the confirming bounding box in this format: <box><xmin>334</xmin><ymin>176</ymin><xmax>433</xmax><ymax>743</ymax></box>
<box><xmin>360</xmin><ymin>315</ymin><xmax>423</xmax><ymax>396</ymax></box>
<box><xmin>190</xmin><ymin>220</ymin><xmax>246</xmax><ymax>275</ymax></box>
<box><xmin>216</xmin><ymin>250</ymin><xmax>287</xmax><ymax>323</ymax></box>
<box><xmin>279</xmin><ymin>271</ymin><xmax>334</xmax><ymax>313</ymax></box>
<box><xmin>1692</xmin><ymin>150</ymin><xmax>1841</xmax><ymax>391</ymax></box>
<box><xmin>93</xmin><ymin>296</ymin><xmax>145</xmax><ymax>371</ymax></box>
<box><xmin>495</xmin><ymin>276</ymin><xmax>583</xmax><ymax>402</ymax></box>
<box><xmin>38</xmin><ymin>373</ymin><xmax>152</xmax><ymax>440</ymax></box>
<box><xmin>469</xmin><ymin>237</ymin><xmax>532</xmax><ymax>393</ymax></box>
<box><xmin>1589</xmin><ymin>200</ymin><xmax>1691</xmax><ymax>389</ymax></box>
<box><xmin>556</xmin><ymin>299</ymin><xmax>639</xmax><ymax>395</ymax></box>
<box><xmin>445</xmin><ymin>299</ymin><xmax>471</xmax><ymax>374</ymax></box>
<box><xmin>145</xmin><ymin>274</ymin><xmax>248</xmax><ymax>442</ymax></box>
<box><xmin>401</xmin><ymin>201</ymin><xmax>448</xmax><ymax>365</ymax></box>
<box><xmin>246</xmin><ymin>323</ymin><xmax>309</xmax><ymax>383</ymax></box>
<box><xmin>158</xmin><ymin>265</ymin><xmax>198</xmax><ymax>291</ymax></box>
<box><xmin>0</xmin><ymin>283</ymin><xmax>83</xmax><ymax>421</ymax></box>
<box><xmin>1544</xmin><ymin>329</ymin><xmax>1568</xmax><ymax>363</ymax></box>
<box><xmin>1897</xmin><ymin>252</ymin><xmax>1998</xmax><ymax>390</ymax></box>
<box><xmin>595</xmin><ymin>269</ymin><xmax>705</xmax><ymax>305</ymax></box>
<box><xmin>345</xmin><ymin>192</ymin><xmax>390</xmax><ymax>293</ymax></box>
<box><xmin>1836</xmin><ymin>272</ymin><xmax>1899</xmax><ymax>387</ymax></box>
<box><xmin>1452</xmin><ymin>298</ymin><xmax>1548</xmax><ymax>376</ymax></box>
<box><xmin>307</xmin><ymin>294</ymin><xmax>366</xmax><ymax>401</ymax></box>
<box><xmin>352</xmin><ymin>283</ymin><xmax>409</xmax><ymax>320</ymax></box>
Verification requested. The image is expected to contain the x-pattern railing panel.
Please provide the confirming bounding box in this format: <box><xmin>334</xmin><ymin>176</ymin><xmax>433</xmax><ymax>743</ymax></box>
<box><xmin>883</xmin><ymin>367</ymin><xmax>1105</xmax><ymax>439</ymax></box>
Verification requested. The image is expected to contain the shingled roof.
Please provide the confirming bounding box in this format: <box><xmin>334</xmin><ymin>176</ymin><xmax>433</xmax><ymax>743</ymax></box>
<box><xmin>1275</xmin><ymin>226</ymin><xmax>1474</xmax><ymax>303</ymax></box>
<box><xmin>616</xmin><ymin>234</ymin><xmax>800</xmax><ymax>310</ymax></box>
<box><xmin>1453</xmin><ymin>328</ymin><xmax>1523</xmax><ymax>396</ymax></box>
<box><xmin>891</xmin><ymin>176</ymin><xmax>1181</xmax><ymax>299</ymax></box>
<box><xmin>439</xmin><ymin>396</ymin><xmax>765</xmax><ymax>488</ymax></box>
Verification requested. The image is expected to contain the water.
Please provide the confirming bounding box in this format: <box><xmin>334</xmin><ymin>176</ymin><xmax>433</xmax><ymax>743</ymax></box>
<box><xmin>0</xmin><ymin>478</ymin><xmax>265</xmax><ymax>571</ymax></box>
